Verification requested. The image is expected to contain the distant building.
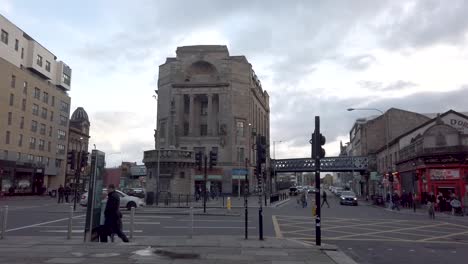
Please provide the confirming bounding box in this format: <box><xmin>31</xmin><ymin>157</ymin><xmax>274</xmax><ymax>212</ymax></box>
<box><xmin>0</xmin><ymin>14</ymin><xmax>72</xmax><ymax>194</ymax></box>
<box><xmin>65</xmin><ymin>107</ymin><xmax>90</xmax><ymax>187</ymax></box>
<box><xmin>144</xmin><ymin>45</ymin><xmax>270</xmax><ymax>196</ymax></box>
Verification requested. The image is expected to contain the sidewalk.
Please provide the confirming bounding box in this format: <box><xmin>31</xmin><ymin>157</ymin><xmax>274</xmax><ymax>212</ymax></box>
<box><xmin>0</xmin><ymin>235</ymin><xmax>356</xmax><ymax>264</ymax></box>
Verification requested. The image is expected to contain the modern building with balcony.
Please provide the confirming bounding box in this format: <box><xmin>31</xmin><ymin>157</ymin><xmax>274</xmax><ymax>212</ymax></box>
<box><xmin>144</xmin><ymin>45</ymin><xmax>270</xmax><ymax>197</ymax></box>
<box><xmin>0</xmin><ymin>14</ymin><xmax>72</xmax><ymax>194</ymax></box>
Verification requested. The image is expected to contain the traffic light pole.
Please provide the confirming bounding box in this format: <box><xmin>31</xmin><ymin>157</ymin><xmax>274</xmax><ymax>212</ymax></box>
<box><xmin>73</xmin><ymin>151</ymin><xmax>81</xmax><ymax>211</ymax></box>
<box><xmin>314</xmin><ymin>116</ymin><xmax>322</xmax><ymax>246</ymax></box>
<box><xmin>204</xmin><ymin>154</ymin><xmax>207</xmax><ymax>214</ymax></box>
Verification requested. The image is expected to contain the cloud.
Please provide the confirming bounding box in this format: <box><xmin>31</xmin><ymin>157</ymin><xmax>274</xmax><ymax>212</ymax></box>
<box><xmin>343</xmin><ymin>54</ymin><xmax>377</xmax><ymax>71</ymax></box>
<box><xmin>358</xmin><ymin>80</ymin><xmax>418</xmax><ymax>91</ymax></box>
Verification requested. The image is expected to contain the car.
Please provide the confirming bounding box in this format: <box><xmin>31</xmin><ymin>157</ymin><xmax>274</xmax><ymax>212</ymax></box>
<box><xmin>334</xmin><ymin>187</ymin><xmax>343</xmax><ymax>196</ymax></box>
<box><xmin>80</xmin><ymin>189</ymin><xmax>145</xmax><ymax>210</ymax></box>
<box><xmin>308</xmin><ymin>187</ymin><xmax>317</xmax><ymax>194</ymax></box>
<box><xmin>122</xmin><ymin>187</ymin><xmax>146</xmax><ymax>199</ymax></box>
<box><xmin>289</xmin><ymin>187</ymin><xmax>298</xmax><ymax>196</ymax></box>
<box><xmin>339</xmin><ymin>191</ymin><xmax>358</xmax><ymax>206</ymax></box>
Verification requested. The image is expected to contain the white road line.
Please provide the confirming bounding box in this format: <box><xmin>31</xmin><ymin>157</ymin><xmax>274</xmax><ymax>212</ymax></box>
<box><xmin>123</xmin><ymin>215</ymin><xmax>173</xmax><ymax>219</ymax></box>
<box><xmin>40</xmin><ymin>230</ymin><xmax>143</xmax><ymax>233</ymax></box>
<box><xmin>176</xmin><ymin>219</ymin><xmax>251</xmax><ymax>223</ymax></box>
<box><xmin>78</xmin><ymin>221</ymin><xmax>160</xmax><ymax>225</ymax></box>
<box><xmin>163</xmin><ymin>226</ymin><xmax>256</xmax><ymax>229</ymax></box>
<box><xmin>6</xmin><ymin>215</ymin><xmax>85</xmax><ymax>232</ymax></box>
<box><xmin>272</xmin><ymin>216</ymin><xmax>283</xmax><ymax>238</ymax></box>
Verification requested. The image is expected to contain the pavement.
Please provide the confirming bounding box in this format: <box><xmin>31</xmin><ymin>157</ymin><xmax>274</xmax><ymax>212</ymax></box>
<box><xmin>0</xmin><ymin>235</ymin><xmax>352</xmax><ymax>264</ymax></box>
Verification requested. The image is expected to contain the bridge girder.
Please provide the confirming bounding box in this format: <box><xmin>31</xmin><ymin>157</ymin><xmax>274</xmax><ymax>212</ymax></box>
<box><xmin>273</xmin><ymin>156</ymin><xmax>368</xmax><ymax>173</ymax></box>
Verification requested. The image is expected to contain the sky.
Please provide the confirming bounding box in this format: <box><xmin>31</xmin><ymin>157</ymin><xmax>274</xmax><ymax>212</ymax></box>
<box><xmin>2</xmin><ymin>0</ymin><xmax>468</xmax><ymax>167</ymax></box>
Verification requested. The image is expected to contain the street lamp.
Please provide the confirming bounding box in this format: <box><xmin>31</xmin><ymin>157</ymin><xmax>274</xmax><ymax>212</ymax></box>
<box><xmin>273</xmin><ymin>140</ymin><xmax>283</xmax><ymax>192</ymax></box>
<box><xmin>153</xmin><ymin>90</ymin><xmax>161</xmax><ymax>204</ymax></box>
<box><xmin>347</xmin><ymin>108</ymin><xmax>391</xmax><ymax>206</ymax></box>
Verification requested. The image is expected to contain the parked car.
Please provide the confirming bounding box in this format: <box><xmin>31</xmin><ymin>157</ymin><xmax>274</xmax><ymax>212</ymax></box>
<box><xmin>334</xmin><ymin>187</ymin><xmax>344</xmax><ymax>196</ymax></box>
<box><xmin>80</xmin><ymin>189</ymin><xmax>145</xmax><ymax>210</ymax></box>
<box><xmin>289</xmin><ymin>187</ymin><xmax>299</xmax><ymax>196</ymax></box>
<box><xmin>122</xmin><ymin>187</ymin><xmax>146</xmax><ymax>199</ymax></box>
<box><xmin>339</xmin><ymin>191</ymin><xmax>358</xmax><ymax>206</ymax></box>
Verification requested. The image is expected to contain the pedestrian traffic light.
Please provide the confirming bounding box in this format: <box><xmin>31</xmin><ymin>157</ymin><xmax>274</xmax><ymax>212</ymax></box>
<box><xmin>312</xmin><ymin>132</ymin><xmax>326</xmax><ymax>159</ymax></box>
<box><xmin>67</xmin><ymin>150</ymin><xmax>76</xmax><ymax>170</ymax></box>
<box><xmin>209</xmin><ymin>151</ymin><xmax>217</xmax><ymax>169</ymax></box>
<box><xmin>80</xmin><ymin>151</ymin><xmax>89</xmax><ymax>169</ymax></box>
<box><xmin>195</xmin><ymin>151</ymin><xmax>202</xmax><ymax>170</ymax></box>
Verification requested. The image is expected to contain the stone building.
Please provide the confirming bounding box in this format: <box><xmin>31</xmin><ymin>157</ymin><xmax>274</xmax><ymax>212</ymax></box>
<box><xmin>346</xmin><ymin>108</ymin><xmax>430</xmax><ymax>196</ymax></box>
<box><xmin>0</xmin><ymin>14</ymin><xmax>72</xmax><ymax>194</ymax></box>
<box><xmin>65</xmin><ymin>107</ymin><xmax>90</xmax><ymax>187</ymax></box>
<box><xmin>144</xmin><ymin>45</ymin><xmax>270</xmax><ymax>197</ymax></box>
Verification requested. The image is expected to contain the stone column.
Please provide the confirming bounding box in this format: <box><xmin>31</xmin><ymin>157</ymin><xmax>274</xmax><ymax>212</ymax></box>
<box><xmin>189</xmin><ymin>94</ymin><xmax>195</xmax><ymax>136</ymax></box>
<box><xmin>207</xmin><ymin>94</ymin><xmax>213</xmax><ymax>136</ymax></box>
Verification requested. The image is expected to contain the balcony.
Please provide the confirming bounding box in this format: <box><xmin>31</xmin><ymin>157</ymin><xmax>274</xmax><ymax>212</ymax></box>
<box><xmin>143</xmin><ymin>149</ymin><xmax>195</xmax><ymax>166</ymax></box>
<box><xmin>399</xmin><ymin>138</ymin><xmax>468</xmax><ymax>162</ymax></box>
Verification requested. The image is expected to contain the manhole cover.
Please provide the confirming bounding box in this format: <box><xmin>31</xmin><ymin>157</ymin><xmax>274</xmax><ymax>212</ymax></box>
<box><xmin>154</xmin><ymin>249</ymin><xmax>200</xmax><ymax>259</ymax></box>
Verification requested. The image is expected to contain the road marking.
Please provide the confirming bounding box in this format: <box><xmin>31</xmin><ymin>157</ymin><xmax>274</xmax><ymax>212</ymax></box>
<box><xmin>176</xmin><ymin>219</ymin><xmax>251</xmax><ymax>223</ymax></box>
<box><xmin>40</xmin><ymin>230</ymin><xmax>143</xmax><ymax>233</ymax></box>
<box><xmin>418</xmin><ymin>229</ymin><xmax>468</xmax><ymax>242</ymax></box>
<box><xmin>6</xmin><ymin>215</ymin><xmax>85</xmax><ymax>232</ymax></box>
<box><xmin>124</xmin><ymin>215</ymin><xmax>173</xmax><ymax>219</ymax></box>
<box><xmin>272</xmin><ymin>215</ymin><xmax>283</xmax><ymax>238</ymax></box>
<box><xmin>322</xmin><ymin>220</ymin><xmax>407</xmax><ymax>231</ymax></box>
<box><xmin>163</xmin><ymin>226</ymin><xmax>256</xmax><ymax>229</ymax></box>
<box><xmin>331</xmin><ymin>223</ymin><xmax>447</xmax><ymax>240</ymax></box>
<box><xmin>78</xmin><ymin>221</ymin><xmax>160</xmax><ymax>225</ymax></box>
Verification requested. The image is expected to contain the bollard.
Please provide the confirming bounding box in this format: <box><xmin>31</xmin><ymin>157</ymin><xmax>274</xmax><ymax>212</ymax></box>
<box><xmin>227</xmin><ymin>197</ymin><xmax>232</xmax><ymax>211</ymax></box>
<box><xmin>130</xmin><ymin>206</ymin><xmax>135</xmax><ymax>240</ymax></box>
<box><xmin>1</xmin><ymin>205</ymin><xmax>8</xmax><ymax>239</ymax></box>
<box><xmin>67</xmin><ymin>205</ymin><xmax>73</xmax><ymax>240</ymax></box>
<box><xmin>189</xmin><ymin>206</ymin><xmax>194</xmax><ymax>239</ymax></box>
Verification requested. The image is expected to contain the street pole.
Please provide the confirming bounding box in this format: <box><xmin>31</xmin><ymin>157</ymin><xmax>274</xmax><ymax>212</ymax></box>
<box><xmin>153</xmin><ymin>92</ymin><xmax>161</xmax><ymax>206</ymax></box>
<box><xmin>314</xmin><ymin>116</ymin><xmax>321</xmax><ymax>246</ymax></box>
<box><xmin>204</xmin><ymin>154</ymin><xmax>207</xmax><ymax>213</ymax></box>
<box><xmin>244</xmin><ymin>158</ymin><xmax>249</xmax><ymax>239</ymax></box>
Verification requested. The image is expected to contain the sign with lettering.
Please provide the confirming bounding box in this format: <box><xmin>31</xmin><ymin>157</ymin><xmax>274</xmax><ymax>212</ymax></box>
<box><xmin>450</xmin><ymin>118</ymin><xmax>468</xmax><ymax>132</ymax></box>
<box><xmin>430</xmin><ymin>169</ymin><xmax>460</xmax><ymax>180</ymax></box>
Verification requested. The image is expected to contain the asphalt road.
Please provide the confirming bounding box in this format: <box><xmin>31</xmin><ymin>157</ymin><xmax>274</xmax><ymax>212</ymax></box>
<box><xmin>3</xmin><ymin>192</ymin><xmax>468</xmax><ymax>264</ymax></box>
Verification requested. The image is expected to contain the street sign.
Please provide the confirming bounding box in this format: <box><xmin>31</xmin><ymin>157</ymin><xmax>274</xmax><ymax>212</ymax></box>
<box><xmin>232</xmin><ymin>168</ymin><xmax>248</xmax><ymax>175</ymax></box>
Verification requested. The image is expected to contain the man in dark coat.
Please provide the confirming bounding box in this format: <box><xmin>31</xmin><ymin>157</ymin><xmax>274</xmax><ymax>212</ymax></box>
<box><xmin>64</xmin><ymin>185</ymin><xmax>71</xmax><ymax>203</ymax></box>
<box><xmin>57</xmin><ymin>185</ymin><xmax>65</xmax><ymax>203</ymax></box>
<box><xmin>103</xmin><ymin>184</ymin><xmax>129</xmax><ymax>242</ymax></box>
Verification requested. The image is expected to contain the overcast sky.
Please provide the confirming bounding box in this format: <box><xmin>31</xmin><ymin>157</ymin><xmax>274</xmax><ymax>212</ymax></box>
<box><xmin>2</xmin><ymin>0</ymin><xmax>468</xmax><ymax>167</ymax></box>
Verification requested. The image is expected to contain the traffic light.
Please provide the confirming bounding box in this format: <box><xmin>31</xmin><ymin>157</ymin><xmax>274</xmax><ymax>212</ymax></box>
<box><xmin>67</xmin><ymin>150</ymin><xmax>76</xmax><ymax>170</ymax></box>
<box><xmin>195</xmin><ymin>151</ymin><xmax>202</xmax><ymax>170</ymax></box>
<box><xmin>209</xmin><ymin>151</ymin><xmax>217</xmax><ymax>169</ymax></box>
<box><xmin>389</xmin><ymin>172</ymin><xmax>394</xmax><ymax>182</ymax></box>
<box><xmin>312</xmin><ymin>132</ymin><xmax>326</xmax><ymax>159</ymax></box>
<box><xmin>256</xmin><ymin>135</ymin><xmax>267</xmax><ymax>164</ymax></box>
<box><xmin>80</xmin><ymin>151</ymin><xmax>89</xmax><ymax>169</ymax></box>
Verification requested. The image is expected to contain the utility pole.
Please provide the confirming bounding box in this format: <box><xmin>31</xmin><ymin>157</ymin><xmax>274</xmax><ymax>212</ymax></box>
<box><xmin>311</xmin><ymin>116</ymin><xmax>325</xmax><ymax>246</ymax></box>
<box><xmin>204</xmin><ymin>154</ymin><xmax>207</xmax><ymax>213</ymax></box>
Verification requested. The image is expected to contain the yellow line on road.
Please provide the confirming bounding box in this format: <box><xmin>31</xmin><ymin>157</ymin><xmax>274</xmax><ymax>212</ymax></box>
<box><xmin>418</xmin><ymin>229</ymin><xmax>468</xmax><ymax>242</ymax></box>
<box><xmin>322</xmin><ymin>220</ymin><xmax>406</xmax><ymax>231</ymax></box>
<box><xmin>272</xmin><ymin>215</ymin><xmax>283</xmax><ymax>238</ymax></box>
<box><xmin>331</xmin><ymin>223</ymin><xmax>447</xmax><ymax>240</ymax></box>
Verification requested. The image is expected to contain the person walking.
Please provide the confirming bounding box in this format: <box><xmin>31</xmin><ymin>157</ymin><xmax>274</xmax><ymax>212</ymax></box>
<box><xmin>103</xmin><ymin>184</ymin><xmax>129</xmax><ymax>243</ymax></box>
<box><xmin>300</xmin><ymin>191</ymin><xmax>307</xmax><ymax>208</ymax></box>
<box><xmin>392</xmin><ymin>192</ymin><xmax>400</xmax><ymax>211</ymax></box>
<box><xmin>321</xmin><ymin>190</ymin><xmax>330</xmax><ymax>208</ymax></box>
<box><xmin>64</xmin><ymin>185</ymin><xmax>71</xmax><ymax>203</ymax></box>
<box><xmin>427</xmin><ymin>192</ymin><xmax>436</xmax><ymax>219</ymax></box>
<box><xmin>57</xmin><ymin>185</ymin><xmax>64</xmax><ymax>203</ymax></box>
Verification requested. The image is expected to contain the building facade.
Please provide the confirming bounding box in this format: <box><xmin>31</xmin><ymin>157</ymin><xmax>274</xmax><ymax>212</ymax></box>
<box><xmin>0</xmin><ymin>15</ymin><xmax>72</xmax><ymax>194</ymax></box>
<box><xmin>144</xmin><ymin>45</ymin><xmax>270</xmax><ymax>196</ymax></box>
<box><xmin>65</xmin><ymin>107</ymin><xmax>90</xmax><ymax>187</ymax></box>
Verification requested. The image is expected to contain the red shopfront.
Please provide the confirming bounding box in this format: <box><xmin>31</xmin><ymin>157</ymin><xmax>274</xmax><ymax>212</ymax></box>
<box><xmin>418</xmin><ymin>166</ymin><xmax>468</xmax><ymax>203</ymax></box>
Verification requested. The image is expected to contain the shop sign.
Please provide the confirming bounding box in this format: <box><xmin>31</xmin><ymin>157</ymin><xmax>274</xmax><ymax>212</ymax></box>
<box><xmin>232</xmin><ymin>168</ymin><xmax>248</xmax><ymax>175</ymax></box>
<box><xmin>430</xmin><ymin>169</ymin><xmax>460</xmax><ymax>180</ymax></box>
<box><xmin>370</xmin><ymin>172</ymin><xmax>382</xmax><ymax>181</ymax></box>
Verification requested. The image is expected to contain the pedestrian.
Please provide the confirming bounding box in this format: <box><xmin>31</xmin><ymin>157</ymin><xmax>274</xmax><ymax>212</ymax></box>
<box><xmin>64</xmin><ymin>185</ymin><xmax>71</xmax><ymax>203</ymax></box>
<box><xmin>103</xmin><ymin>184</ymin><xmax>129</xmax><ymax>243</ymax></box>
<box><xmin>392</xmin><ymin>192</ymin><xmax>400</xmax><ymax>211</ymax></box>
<box><xmin>408</xmin><ymin>191</ymin><xmax>413</xmax><ymax>209</ymax></box>
<box><xmin>57</xmin><ymin>185</ymin><xmax>64</xmax><ymax>203</ymax></box>
<box><xmin>321</xmin><ymin>190</ymin><xmax>330</xmax><ymax>208</ymax></box>
<box><xmin>401</xmin><ymin>190</ymin><xmax>407</xmax><ymax>208</ymax></box>
<box><xmin>300</xmin><ymin>191</ymin><xmax>307</xmax><ymax>208</ymax></box>
<box><xmin>437</xmin><ymin>192</ymin><xmax>444</xmax><ymax>212</ymax></box>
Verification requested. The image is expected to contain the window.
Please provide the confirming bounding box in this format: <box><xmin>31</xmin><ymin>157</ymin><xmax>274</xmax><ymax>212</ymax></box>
<box><xmin>51</xmin><ymin>96</ymin><xmax>55</xmax><ymax>106</ymax></box>
<box><xmin>50</xmin><ymin>111</ymin><xmax>54</xmax><ymax>122</ymax></box>
<box><xmin>17</xmin><ymin>152</ymin><xmax>21</xmax><ymax>161</ymax></box>
<box><xmin>7</xmin><ymin>112</ymin><xmax>12</xmax><ymax>125</ymax></box>
<box><xmin>40</xmin><ymin>124</ymin><xmax>46</xmax><ymax>135</ymax></box>
<box><xmin>36</xmin><ymin>55</ymin><xmax>43</xmax><ymax>67</ymax></box>
<box><xmin>39</xmin><ymin>139</ymin><xmax>45</xmax><ymax>151</ymax></box>
<box><xmin>28</xmin><ymin>154</ymin><xmax>34</xmax><ymax>162</ymax></box>
<box><xmin>60</xmin><ymin>101</ymin><xmax>69</xmax><ymax>112</ymax></box>
<box><xmin>9</xmin><ymin>93</ymin><xmax>14</xmax><ymax>106</ymax></box>
<box><xmin>57</xmin><ymin>144</ymin><xmax>65</xmax><ymax>155</ymax></box>
<box><xmin>34</xmin><ymin>87</ymin><xmax>40</xmax><ymax>99</ymax></box>
<box><xmin>5</xmin><ymin>131</ymin><xmax>10</xmax><ymax>144</ymax></box>
<box><xmin>183</xmin><ymin>122</ymin><xmax>189</xmax><ymax>136</ymax></box>
<box><xmin>3</xmin><ymin>150</ymin><xmax>8</xmax><ymax>159</ymax></box>
<box><xmin>22</xmin><ymin>99</ymin><xmax>26</xmax><ymax>111</ymax></box>
<box><xmin>237</xmin><ymin>147</ymin><xmax>245</xmax><ymax>162</ymax></box>
<box><xmin>48</xmin><ymin>141</ymin><xmax>51</xmax><ymax>152</ymax></box>
<box><xmin>45</xmin><ymin>157</ymin><xmax>49</xmax><ymax>166</ymax></box>
<box><xmin>42</xmin><ymin>92</ymin><xmax>49</xmax><ymax>104</ymax></box>
<box><xmin>11</xmin><ymin>75</ymin><xmax>16</xmax><ymax>88</ymax></box>
<box><xmin>57</xmin><ymin>129</ymin><xmax>66</xmax><ymax>140</ymax></box>
<box><xmin>31</xmin><ymin>120</ymin><xmax>38</xmax><ymax>132</ymax></box>
<box><xmin>37</xmin><ymin>156</ymin><xmax>43</xmax><ymax>163</ymax></box>
<box><xmin>180</xmin><ymin>172</ymin><xmax>185</xmax><ymax>179</ymax></box>
<box><xmin>45</xmin><ymin>61</ymin><xmax>51</xmax><ymax>72</ymax></box>
<box><xmin>17</xmin><ymin>134</ymin><xmax>23</xmax><ymax>147</ymax></box>
<box><xmin>23</xmin><ymin>81</ymin><xmax>28</xmax><ymax>94</ymax></box>
<box><xmin>1</xmin><ymin>29</ymin><xmax>8</xmax><ymax>45</ymax></box>
<box><xmin>29</xmin><ymin>137</ymin><xmax>36</xmax><ymax>149</ymax></box>
<box><xmin>201</xmin><ymin>101</ymin><xmax>208</xmax><ymax>115</ymax></box>
<box><xmin>60</xmin><ymin>115</ymin><xmax>67</xmax><ymax>126</ymax></box>
<box><xmin>20</xmin><ymin>116</ymin><xmax>24</xmax><ymax>129</ymax></box>
<box><xmin>32</xmin><ymin>104</ymin><xmax>39</xmax><ymax>115</ymax></box>
<box><xmin>200</xmin><ymin>124</ymin><xmax>207</xmax><ymax>136</ymax></box>
<box><xmin>21</xmin><ymin>48</ymin><xmax>24</xmax><ymax>59</ymax></box>
<box><xmin>62</xmin><ymin>72</ymin><xmax>71</xmax><ymax>85</ymax></box>
<box><xmin>236</xmin><ymin>121</ymin><xmax>245</xmax><ymax>137</ymax></box>
<box><xmin>15</xmin><ymin>39</ymin><xmax>18</xmax><ymax>51</ymax></box>
<box><xmin>41</xmin><ymin>107</ymin><xmax>48</xmax><ymax>119</ymax></box>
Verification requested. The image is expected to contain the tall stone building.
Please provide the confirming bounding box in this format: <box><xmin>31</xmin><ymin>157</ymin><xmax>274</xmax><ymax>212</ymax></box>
<box><xmin>144</xmin><ymin>45</ymin><xmax>270</xmax><ymax>196</ymax></box>
<box><xmin>65</xmin><ymin>107</ymin><xmax>90</xmax><ymax>187</ymax></box>
<box><xmin>0</xmin><ymin>15</ymin><xmax>72</xmax><ymax>194</ymax></box>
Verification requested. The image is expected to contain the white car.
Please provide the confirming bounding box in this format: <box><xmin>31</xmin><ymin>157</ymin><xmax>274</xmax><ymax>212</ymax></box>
<box><xmin>80</xmin><ymin>189</ymin><xmax>145</xmax><ymax>210</ymax></box>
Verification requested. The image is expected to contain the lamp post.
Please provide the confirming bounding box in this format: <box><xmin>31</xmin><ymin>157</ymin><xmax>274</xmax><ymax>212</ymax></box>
<box><xmin>273</xmin><ymin>140</ymin><xmax>282</xmax><ymax>193</ymax></box>
<box><xmin>153</xmin><ymin>90</ymin><xmax>161</xmax><ymax>205</ymax></box>
<box><xmin>347</xmin><ymin>108</ymin><xmax>391</xmax><ymax>206</ymax></box>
